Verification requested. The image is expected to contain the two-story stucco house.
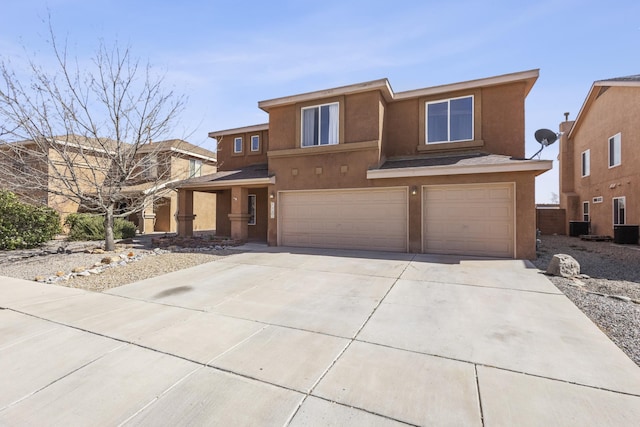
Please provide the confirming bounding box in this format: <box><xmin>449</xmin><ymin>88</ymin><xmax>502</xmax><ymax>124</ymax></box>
<box><xmin>176</xmin><ymin>70</ymin><xmax>551</xmax><ymax>259</ymax></box>
<box><xmin>0</xmin><ymin>136</ymin><xmax>217</xmax><ymax>234</ymax></box>
<box><xmin>558</xmin><ymin>75</ymin><xmax>640</xmax><ymax>241</ymax></box>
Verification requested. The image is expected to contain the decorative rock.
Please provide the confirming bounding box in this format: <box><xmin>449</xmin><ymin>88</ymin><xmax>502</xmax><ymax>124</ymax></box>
<box><xmin>101</xmin><ymin>256</ymin><xmax>120</xmax><ymax>264</ymax></box>
<box><xmin>34</xmin><ymin>276</ymin><xmax>46</xmax><ymax>282</ymax></box>
<box><xmin>568</xmin><ymin>279</ymin><xmax>585</xmax><ymax>287</ymax></box>
<box><xmin>76</xmin><ymin>271</ymin><xmax>91</xmax><ymax>277</ymax></box>
<box><xmin>546</xmin><ymin>254</ymin><xmax>581</xmax><ymax>278</ymax></box>
<box><xmin>55</xmin><ymin>271</ymin><xmax>65</xmax><ymax>277</ymax></box>
<box><xmin>87</xmin><ymin>268</ymin><xmax>102</xmax><ymax>275</ymax></box>
<box><xmin>610</xmin><ymin>295</ymin><xmax>632</xmax><ymax>302</ymax></box>
<box><xmin>71</xmin><ymin>267</ymin><xmax>85</xmax><ymax>273</ymax></box>
<box><xmin>128</xmin><ymin>251</ymin><xmax>134</xmax><ymax>257</ymax></box>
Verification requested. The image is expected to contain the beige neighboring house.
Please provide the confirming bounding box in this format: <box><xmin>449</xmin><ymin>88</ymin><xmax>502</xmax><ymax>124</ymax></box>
<box><xmin>559</xmin><ymin>75</ymin><xmax>640</xmax><ymax>242</ymax></box>
<box><xmin>176</xmin><ymin>70</ymin><xmax>552</xmax><ymax>259</ymax></box>
<box><xmin>0</xmin><ymin>135</ymin><xmax>217</xmax><ymax>234</ymax></box>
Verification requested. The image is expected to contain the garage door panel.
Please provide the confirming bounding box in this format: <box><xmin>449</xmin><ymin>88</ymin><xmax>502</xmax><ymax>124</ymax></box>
<box><xmin>280</xmin><ymin>189</ymin><xmax>408</xmax><ymax>252</ymax></box>
<box><xmin>423</xmin><ymin>184</ymin><xmax>514</xmax><ymax>258</ymax></box>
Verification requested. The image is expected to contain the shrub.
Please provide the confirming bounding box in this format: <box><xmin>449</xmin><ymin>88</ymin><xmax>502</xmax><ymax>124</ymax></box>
<box><xmin>65</xmin><ymin>213</ymin><xmax>136</xmax><ymax>241</ymax></box>
<box><xmin>0</xmin><ymin>190</ymin><xmax>61</xmax><ymax>250</ymax></box>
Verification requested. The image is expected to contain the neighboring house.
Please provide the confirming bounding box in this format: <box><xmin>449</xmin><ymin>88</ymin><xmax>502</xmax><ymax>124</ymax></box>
<box><xmin>0</xmin><ymin>135</ymin><xmax>217</xmax><ymax>234</ymax></box>
<box><xmin>176</xmin><ymin>70</ymin><xmax>551</xmax><ymax>259</ymax></box>
<box><xmin>123</xmin><ymin>139</ymin><xmax>218</xmax><ymax>233</ymax></box>
<box><xmin>558</xmin><ymin>75</ymin><xmax>640</xmax><ymax>238</ymax></box>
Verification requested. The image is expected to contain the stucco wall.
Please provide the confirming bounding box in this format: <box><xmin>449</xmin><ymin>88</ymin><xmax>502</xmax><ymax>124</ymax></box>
<box><xmin>568</xmin><ymin>86</ymin><xmax>640</xmax><ymax>235</ymax></box>
<box><xmin>216</xmin><ymin>129</ymin><xmax>269</xmax><ymax>171</ymax></box>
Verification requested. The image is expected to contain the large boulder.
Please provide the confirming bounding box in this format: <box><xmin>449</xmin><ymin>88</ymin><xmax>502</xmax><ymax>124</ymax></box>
<box><xmin>546</xmin><ymin>254</ymin><xmax>581</xmax><ymax>278</ymax></box>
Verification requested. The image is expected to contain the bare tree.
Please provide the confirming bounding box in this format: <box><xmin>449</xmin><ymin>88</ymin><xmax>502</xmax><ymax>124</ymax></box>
<box><xmin>0</xmin><ymin>28</ymin><xmax>186</xmax><ymax>250</ymax></box>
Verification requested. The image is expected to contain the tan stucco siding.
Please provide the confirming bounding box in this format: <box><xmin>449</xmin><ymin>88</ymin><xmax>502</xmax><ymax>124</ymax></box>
<box><xmin>568</xmin><ymin>86</ymin><xmax>640</xmax><ymax>234</ymax></box>
<box><xmin>216</xmin><ymin>129</ymin><xmax>269</xmax><ymax>172</ymax></box>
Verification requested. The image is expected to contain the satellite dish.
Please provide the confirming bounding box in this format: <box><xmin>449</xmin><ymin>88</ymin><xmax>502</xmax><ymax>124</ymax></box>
<box><xmin>534</xmin><ymin>128</ymin><xmax>558</xmax><ymax>146</ymax></box>
<box><xmin>529</xmin><ymin>128</ymin><xmax>559</xmax><ymax>159</ymax></box>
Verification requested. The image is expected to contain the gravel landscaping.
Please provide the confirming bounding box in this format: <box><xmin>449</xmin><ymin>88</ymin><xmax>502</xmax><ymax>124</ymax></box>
<box><xmin>0</xmin><ymin>235</ymin><xmax>241</xmax><ymax>292</ymax></box>
<box><xmin>532</xmin><ymin>234</ymin><xmax>640</xmax><ymax>367</ymax></box>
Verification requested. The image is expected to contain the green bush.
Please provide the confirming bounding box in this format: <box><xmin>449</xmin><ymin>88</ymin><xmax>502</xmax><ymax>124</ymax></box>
<box><xmin>0</xmin><ymin>190</ymin><xmax>61</xmax><ymax>250</ymax></box>
<box><xmin>65</xmin><ymin>213</ymin><xmax>136</xmax><ymax>241</ymax></box>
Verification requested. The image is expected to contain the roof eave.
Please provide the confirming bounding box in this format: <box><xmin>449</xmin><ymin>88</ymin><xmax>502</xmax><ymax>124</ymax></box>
<box><xmin>367</xmin><ymin>159</ymin><xmax>552</xmax><ymax>179</ymax></box>
<box><xmin>175</xmin><ymin>176</ymin><xmax>276</xmax><ymax>190</ymax></box>
<box><xmin>258</xmin><ymin>78</ymin><xmax>394</xmax><ymax>112</ymax></box>
<box><xmin>394</xmin><ymin>69</ymin><xmax>540</xmax><ymax>100</ymax></box>
<box><xmin>569</xmin><ymin>80</ymin><xmax>640</xmax><ymax>139</ymax></box>
<box><xmin>208</xmin><ymin>123</ymin><xmax>269</xmax><ymax>139</ymax></box>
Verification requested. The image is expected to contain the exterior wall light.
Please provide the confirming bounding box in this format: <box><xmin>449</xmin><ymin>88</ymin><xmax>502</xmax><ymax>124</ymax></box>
<box><xmin>270</xmin><ymin>192</ymin><xmax>275</xmax><ymax>199</ymax></box>
<box><xmin>411</xmin><ymin>186</ymin><xmax>418</xmax><ymax>196</ymax></box>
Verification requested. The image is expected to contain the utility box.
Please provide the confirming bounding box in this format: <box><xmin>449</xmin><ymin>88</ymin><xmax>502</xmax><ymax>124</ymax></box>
<box><xmin>569</xmin><ymin>221</ymin><xmax>590</xmax><ymax>237</ymax></box>
<box><xmin>613</xmin><ymin>225</ymin><xmax>639</xmax><ymax>244</ymax></box>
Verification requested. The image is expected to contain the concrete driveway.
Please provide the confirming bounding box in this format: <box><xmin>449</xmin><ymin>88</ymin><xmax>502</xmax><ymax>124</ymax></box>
<box><xmin>2</xmin><ymin>246</ymin><xmax>640</xmax><ymax>426</ymax></box>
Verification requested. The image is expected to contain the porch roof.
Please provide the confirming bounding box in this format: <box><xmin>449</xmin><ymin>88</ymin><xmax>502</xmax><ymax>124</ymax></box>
<box><xmin>367</xmin><ymin>152</ymin><xmax>552</xmax><ymax>179</ymax></box>
<box><xmin>173</xmin><ymin>163</ymin><xmax>274</xmax><ymax>190</ymax></box>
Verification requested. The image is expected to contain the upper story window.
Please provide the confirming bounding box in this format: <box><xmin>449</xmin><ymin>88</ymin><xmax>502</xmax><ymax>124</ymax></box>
<box><xmin>581</xmin><ymin>149</ymin><xmax>590</xmax><ymax>177</ymax></box>
<box><xmin>234</xmin><ymin>137</ymin><xmax>243</xmax><ymax>153</ymax></box>
<box><xmin>251</xmin><ymin>135</ymin><xmax>260</xmax><ymax>152</ymax></box>
<box><xmin>301</xmin><ymin>102</ymin><xmax>339</xmax><ymax>147</ymax></box>
<box><xmin>426</xmin><ymin>95</ymin><xmax>473</xmax><ymax>144</ymax></box>
<box><xmin>143</xmin><ymin>155</ymin><xmax>158</xmax><ymax>179</ymax></box>
<box><xmin>608</xmin><ymin>133</ymin><xmax>621</xmax><ymax>168</ymax></box>
<box><xmin>189</xmin><ymin>159</ymin><xmax>202</xmax><ymax>178</ymax></box>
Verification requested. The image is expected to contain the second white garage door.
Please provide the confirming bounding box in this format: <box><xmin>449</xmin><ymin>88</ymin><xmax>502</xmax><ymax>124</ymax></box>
<box><xmin>423</xmin><ymin>183</ymin><xmax>515</xmax><ymax>258</ymax></box>
<box><xmin>279</xmin><ymin>188</ymin><xmax>408</xmax><ymax>252</ymax></box>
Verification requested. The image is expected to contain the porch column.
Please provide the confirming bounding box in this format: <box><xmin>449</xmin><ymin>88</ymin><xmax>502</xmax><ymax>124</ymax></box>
<box><xmin>228</xmin><ymin>186</ymin><xmax>249</xmax><ymax>241</ymax></box>
<box><xmin>177</xmin><ymin>189</ymin><xmax>196</xmax><ymax>236</ymax></box>
<box><xmin>140</xmin><ymin>198</ymin><xmax>156</xmax><ymax>234</ymax></box>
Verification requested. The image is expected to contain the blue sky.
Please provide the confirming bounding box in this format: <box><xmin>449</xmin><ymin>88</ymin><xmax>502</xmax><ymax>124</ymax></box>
<box><xmin>1</xmin><ymin>0</ymin><xmax>639</xmax><ymax>202</ymax></box>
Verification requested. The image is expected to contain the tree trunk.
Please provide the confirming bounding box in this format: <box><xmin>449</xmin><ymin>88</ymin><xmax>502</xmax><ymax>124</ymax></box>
<box><xmin>104</xmin><ymin>204</ymin><xmax>115</xmax><ymax>251</ymax></box>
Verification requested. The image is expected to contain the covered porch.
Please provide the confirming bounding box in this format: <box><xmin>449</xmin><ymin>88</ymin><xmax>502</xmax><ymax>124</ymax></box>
<box><xmin>175</xmin><ymin>164</ymin><xmax>274</xmax><ymax>243</ymax></box>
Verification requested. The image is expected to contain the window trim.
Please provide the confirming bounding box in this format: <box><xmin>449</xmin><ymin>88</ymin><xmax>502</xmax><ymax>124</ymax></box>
<box><xmin>248</xmin><ymin>194</ymin><xmax>256</xmax><ymax>226</ymax></box>
<box><xmin>250</xmin><ymin>135</ymin><xmax>260</xmax><ymax>152</ymax></box>
<box><xmin>608</xmin><ymin>133</ymin><xmax>621</xmax><ymax>168</ymax></box>
<box><xmin>582</xmin><ymin>201</ymin><xmax>590</xmax><ymax>222</ymax></box>
<box><xmin>300</xmin><ymin>101</ymin><xmax>340</xmax><ymax>148</ymax></box>
<box><xmin>234</xmin><ymin>137</ymin><xmax>243</xmax><ymax>154</ymax></box>
<box><xmin>425</xmin><ymin>95</ymin><xmax>474</xmax><ymax>144</ymax></box>
<box><xmin>613</xmin><ymin>196</ymin><xmax>626</xmax><ymax>225</ymax></box>
<box><xmin>581</xmin><ymin>149</ymin><xmax>590</xmax><ymax>177</ymax></box>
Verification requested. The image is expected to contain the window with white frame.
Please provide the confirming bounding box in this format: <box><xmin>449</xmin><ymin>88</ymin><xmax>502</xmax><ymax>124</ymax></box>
<box><xmin>609</xmin><ymin>133</ymin><xmax>621</xmax><ymax>167</ymax></box>
<box><xmin>301</xmin><ymin>102</ymin><xmax>339</xmax><ymax>147</ymax></box>
<box><xmin>426</xmin><ymin>95</ymin><xmax>473</xmax><ymax>143</ymax></box>
<box><xmin>234</xmin><ymin>137</ymin><xmax>243</xmax><ymax>153</ymax></box>
<box><xmin>248</xmin><ymin>194</ymin><xmax>256</xmax><ymax>225</ymax></box>
<box><xmin>251</xmin><ymin>135</ymin><xmax>260</xmax><ymax>152</ymax></box>
<box><xmin>189</xmin><ymin>159</ymin><xmax>202</xmax><ymax>178</ymax></box>
<box><xmin>613</xmin><ymin>196</ymin><xmax>625</xmax><ymax>225</ymax></box>
<box><xmin>581</xmin><ymin>149</ymin><xmax>590</xmax><ymax>177</ymax></box>
<box><xmin>582</xmin><ymin>201</ymin><xmax>590</xmax><ymax>222</ymax></box>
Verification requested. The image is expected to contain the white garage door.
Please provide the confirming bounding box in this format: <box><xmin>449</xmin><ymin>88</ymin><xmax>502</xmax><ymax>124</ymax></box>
<box><xmin>279</xmin><ymin>188</ymin><xmax>408</xmax><ymax>252</ymax></box>
<box><xmin>423</xmin><ymin>183</ymin><xmax>515</xmax><ymax>258</ymax></box>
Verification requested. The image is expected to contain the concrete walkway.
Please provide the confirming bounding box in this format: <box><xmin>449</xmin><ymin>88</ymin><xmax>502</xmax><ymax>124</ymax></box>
<box><xmin>1</xmin><ymin>246</ymin><xmax>640</xmax><ymax>426</ymax></box>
